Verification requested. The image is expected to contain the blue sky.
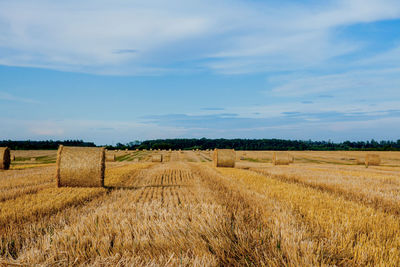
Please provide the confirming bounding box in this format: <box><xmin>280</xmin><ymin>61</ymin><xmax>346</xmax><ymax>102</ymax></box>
<box><xmin>1</xmin><ymin>0</ymin><xmax>400</xmax><ymax>145</ymax></box>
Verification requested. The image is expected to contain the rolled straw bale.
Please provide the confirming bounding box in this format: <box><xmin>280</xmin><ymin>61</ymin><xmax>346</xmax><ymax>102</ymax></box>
<box><xmin>356</xmin><ymin>158</ymin><xmax>365</xmax><ymax>165</ymax></box>
<box><xmin>0</xmin><ymin>147</ymin><xmax>11</xmax><ymax>170</ymax></box>
<box><xmin>30</xmin><ymin>158</ymin><xmax>36</xmax><ymax>162</ymax></box>
<box><xmin>365</xmin><ymin>154</ymin><xmax>381</xmax><ymax>167</ymax></box>
<box><xmin>106</xmin><ymin>153</ymin><xmax>116</xmax><ymax>162</ymax></box>
<box><xmin>272</xmin><ymin>152</ymin><xmax>290</xmax><ymax>165</ymax></box>
<box><xmin>213</xmin><ymin>149</ymin><xmax>235</xmax><ymax>167</ymax></box>
<box><xmin>152</xmin><ymin>154</ymin><xmax>163</xmax><ymax>162</ymax></box>
<box><xmin>289</xmin><ymin>155</ymin><xmax>294</xmax><ymax>163</ymax></box>
<box><xmin>133</xmin><ymin>158</ymin><xmax>139</xmax><ymax>162</ymax></box>
<box><xmin>10</xmin><ymin>154</ymin><xmax>15</xmax><ymax>161</ymax></box>
<box><xmin>56</xmin><ymin>146</ymin><xmax>105</xmax><ymax>187</ymax></box>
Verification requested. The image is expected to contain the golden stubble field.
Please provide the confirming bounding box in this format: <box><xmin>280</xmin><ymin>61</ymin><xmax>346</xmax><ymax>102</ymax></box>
<box><xmin>1</xmin><ymin>150</ymin><xmax>400</xmax><ymax>266</ymax></box>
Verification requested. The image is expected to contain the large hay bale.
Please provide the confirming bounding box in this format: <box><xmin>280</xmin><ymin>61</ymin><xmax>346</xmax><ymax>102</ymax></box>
<box><xmin>106</xmin><ymin>154</ymin><xmax>116</xmax><ymax>162</ymax></box>
<box><xmin>272</xmin><ymin>152</ymin><xmax>290</xmax><ymax>165</ymax></box>
<box><xmin>56</xmin><ymin>146</ymin><xmax>105</xmax><ymax>187</ymax></box>
<box><xmin>213</xmin><ymin>149</ymin><xmax>235</xmax><ymax>167</ymax></box>
<box><xmin>0</xmin><ymin>147</ymin><xmax>11</xmax><ymax>170</ymax></box>
<box><xmin>366</xmin><ymin>154</ymin><xmax>381</xmax><ymax>167</ymax></box>
<box><xmin>152</xmin><ymin>154</ymin><xmax>163</xmax><ymax>162</ymax></box>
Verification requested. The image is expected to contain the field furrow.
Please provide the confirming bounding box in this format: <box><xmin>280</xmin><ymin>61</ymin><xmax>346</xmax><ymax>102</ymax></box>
<box><xmin>218</xmin><ymin>167</ymin><xmax>400</xmax><ymax>266</ymax></box>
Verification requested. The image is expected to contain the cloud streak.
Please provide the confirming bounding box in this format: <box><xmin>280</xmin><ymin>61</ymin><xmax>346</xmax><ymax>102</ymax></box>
<box><xmin>0</xmin><ymin>0</ymin><xmax>400</xmax><ymax>75</ymax></box>
<box><xmin>0</xmin><ymin>91</ymin><xmax>39</xmax><ymax>104</ymax></box>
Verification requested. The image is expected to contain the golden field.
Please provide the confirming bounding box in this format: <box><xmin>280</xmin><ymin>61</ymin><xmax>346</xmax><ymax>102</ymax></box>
<box><xmin>1</xmin><ymin>150</ymin><xmax>400</xmax><ymax>266</ymax></box>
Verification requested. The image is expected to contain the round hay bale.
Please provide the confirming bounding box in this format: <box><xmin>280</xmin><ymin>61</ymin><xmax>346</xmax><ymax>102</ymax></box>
<box><xmin>366</xmin><ymin>154</ymin><xmax>381</xmax><ymax>167</ymax></box>
<box><xmin>213</xmin><ymin>149</ymin><xmax>235</xmax><ymax>168</ymax></box>
<box><xmin>56</xmin><ymin>146</ymin><xmax>105</xmax><ymax>187</ymax></box>
<box><xmin>10</xmin><ymin>154</ymin><xmax>15</xmax><ymax>161</ymax></box>
<box><xmin>106</xmin><ymin>154</ymin><xmax>116</xmax><ymax>162</ymax></box>
<box><xmin>152</xmin><ymin>154</ymin><xmax>163</xmax><ymax>162</ymax></box>
<box><xmin>273</xmin><ymin>152</ymin><xmax>290</xmax><ymax>165</ymax></box>
<box><xmin>30</xmin><ymin>157</ymin><xmax>36</xmax><ymax>162</ymax></box>
<box><xmin>356</xmin><ymin>158</ymin><xmax>365</xmax><ymax>165</ymax></box>
<box><xmin>0</xmin><ymin>147</ymin><xmax>11</xmax><ymax>170</ymax></box>
<box><xmin>133</xmin><ymin>158</ymin><xmax>139</xmax><ymax>162</ymax></box>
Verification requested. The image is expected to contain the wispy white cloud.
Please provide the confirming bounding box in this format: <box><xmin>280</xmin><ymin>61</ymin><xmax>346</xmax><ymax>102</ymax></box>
<box><xmin>0</xmin><ymin>91</ymin><xmax>39</xmax><ymax>103</ymax></box>
<box><xmin>268</xmin><ymin>67</ymin><xmax>400</xmax><ymax>97</ymax></box>
<box><xmin>0</xmin><ymin>0</ymin><xmax>399</xmax><ymax>75</ymax></box>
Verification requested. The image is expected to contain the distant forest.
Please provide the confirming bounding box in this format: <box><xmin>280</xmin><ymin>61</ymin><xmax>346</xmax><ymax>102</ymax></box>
<box><xmin>0</xmin><ymin>140</ymin><xmax>96</xmax><ymax>150</ymax></box>
<box><xmin>2</xmin><ymin>138</ymin><xmax>400</xmax><ymax>151</ymax></box>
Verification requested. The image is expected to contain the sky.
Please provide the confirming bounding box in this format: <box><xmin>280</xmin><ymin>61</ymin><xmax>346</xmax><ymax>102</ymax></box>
<box><xmin>1</xmin><ymin>0</ymin><xmax>400</xmax><ymax>145</ymax></box>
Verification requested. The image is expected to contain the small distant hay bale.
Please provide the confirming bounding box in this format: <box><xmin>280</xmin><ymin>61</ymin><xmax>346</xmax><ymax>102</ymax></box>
<box><xmin>56</xmin><ymin>146</ymin><xmax>105</xmax><ymax>187</ymax></box>
<box><xmin>30</xmin><ymin>158</ymin><xmax>36</xmax><ymax>162</ymax></box>
<box><xmin>213</xmin><ymin>149</ymin><xmax>235</xmax><ymax>168</ymax></box>
<box><xmin>125</xmin><ymin>149</ymin><xmax>128</xmax><ymax>151</ymax></box>
<box><xmin>0</xmin><ymin>147</ymin><xmax>11</xmax><ymax>170</ymax></box>
<box><xmin>152</xmin><ymin>154</ymin><xmax>163</xmax><ymax>162</ymax></box>
<box><xmin>365</xmin><ymin>154</ymin><xmax>381</xmax><ymax>167</ymax></box>
<box><xmin>135</xmin><ymin>149</ymin><xmax>139</xmax><ymax>151</ymax></box>
<box><xmin>289</xmin><ymin>155</ymin><xmax>294</xmax><ymax>163</ymax></box>
<box><xmin>272</xmin><ymin>152</ymin><xmax>290</xmax><ymax>165</ymax></box>
<box><xmin>240</xmin><ymin>156</ymin><xmax>245</xmax><ymax>160</ymax></box>
<box><xmin>356</xmin><ymin>158</ymin><xmax>365</xmax><ymax>165</ymax></box>
<box><xmin>10</xmin><ymin>154</ymin><xmax>15</xmax><ymax>161</ymax></box>
<box><xmin>106</xmin><ymin>154</ymin><xmax>116</xmax><ymax>162</ymax></box>
<box><xmin>133</xmin><ymin>158</ymin><xmax>139</xmax><ymax>162</ymax></box>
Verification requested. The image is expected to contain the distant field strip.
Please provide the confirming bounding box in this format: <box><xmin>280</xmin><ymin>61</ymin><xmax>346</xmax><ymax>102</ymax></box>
<box><xmin>251</xmin><ymin>165</ymin><xmax>400</xmax><ymax>215</ymax></box>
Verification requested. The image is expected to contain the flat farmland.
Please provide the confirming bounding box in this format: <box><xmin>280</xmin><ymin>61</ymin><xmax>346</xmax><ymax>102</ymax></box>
<box><xmin>1</xmin><ymin>150</ymin><xmax>400</xmax><ymax>266</ymax></box>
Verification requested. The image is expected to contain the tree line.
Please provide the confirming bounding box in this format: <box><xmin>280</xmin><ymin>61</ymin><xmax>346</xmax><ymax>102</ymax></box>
<box><xmin>110</xmin><ymin>138</ymin><xmax>400</xmax><ymax>151</ymax></box>
<box><xmin>0</xmin><ymin>140</ymin><xmax>96</xmax><ymax>150</ymax></box>
<box><xmin>2</xmin><ymin>138</ymin><xmax>400</xmax><ymax>151</ymax></box>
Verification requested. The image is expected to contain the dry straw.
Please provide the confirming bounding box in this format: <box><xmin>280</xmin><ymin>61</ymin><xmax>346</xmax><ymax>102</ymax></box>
<box><xmin>0</xmin><ymin>147</ymin><xmax>10</xmax><ymax>170</ymax></box>
<box><xmin>272</xmin><ymin>152</ymin><xmax>290</xmax><ymax>165</ymax></box>
<box><xmin>365</xmin><ymin>154</ymin><xmax>381</xmax><ymax>167</ymax></box>
<box><xmin>56</xmin><ymin>145</ymin><xmax>105</xmax><ymax>187</ymax></box>
<box><xmin>152</xmin><ymin>154</ymin><xmax>163</xmax><ymax>162</ymax></box>
<box><xmin>213</xmin><ymin>149</ymin><xmax>236</xmax><ymax>167</ymax></box>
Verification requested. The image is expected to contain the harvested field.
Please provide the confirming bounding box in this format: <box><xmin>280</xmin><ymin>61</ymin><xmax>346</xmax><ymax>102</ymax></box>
<box><xmin>1</xmin><ymin>150</ymin><xmax>400</xmax><ymax>266</ymax></box>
